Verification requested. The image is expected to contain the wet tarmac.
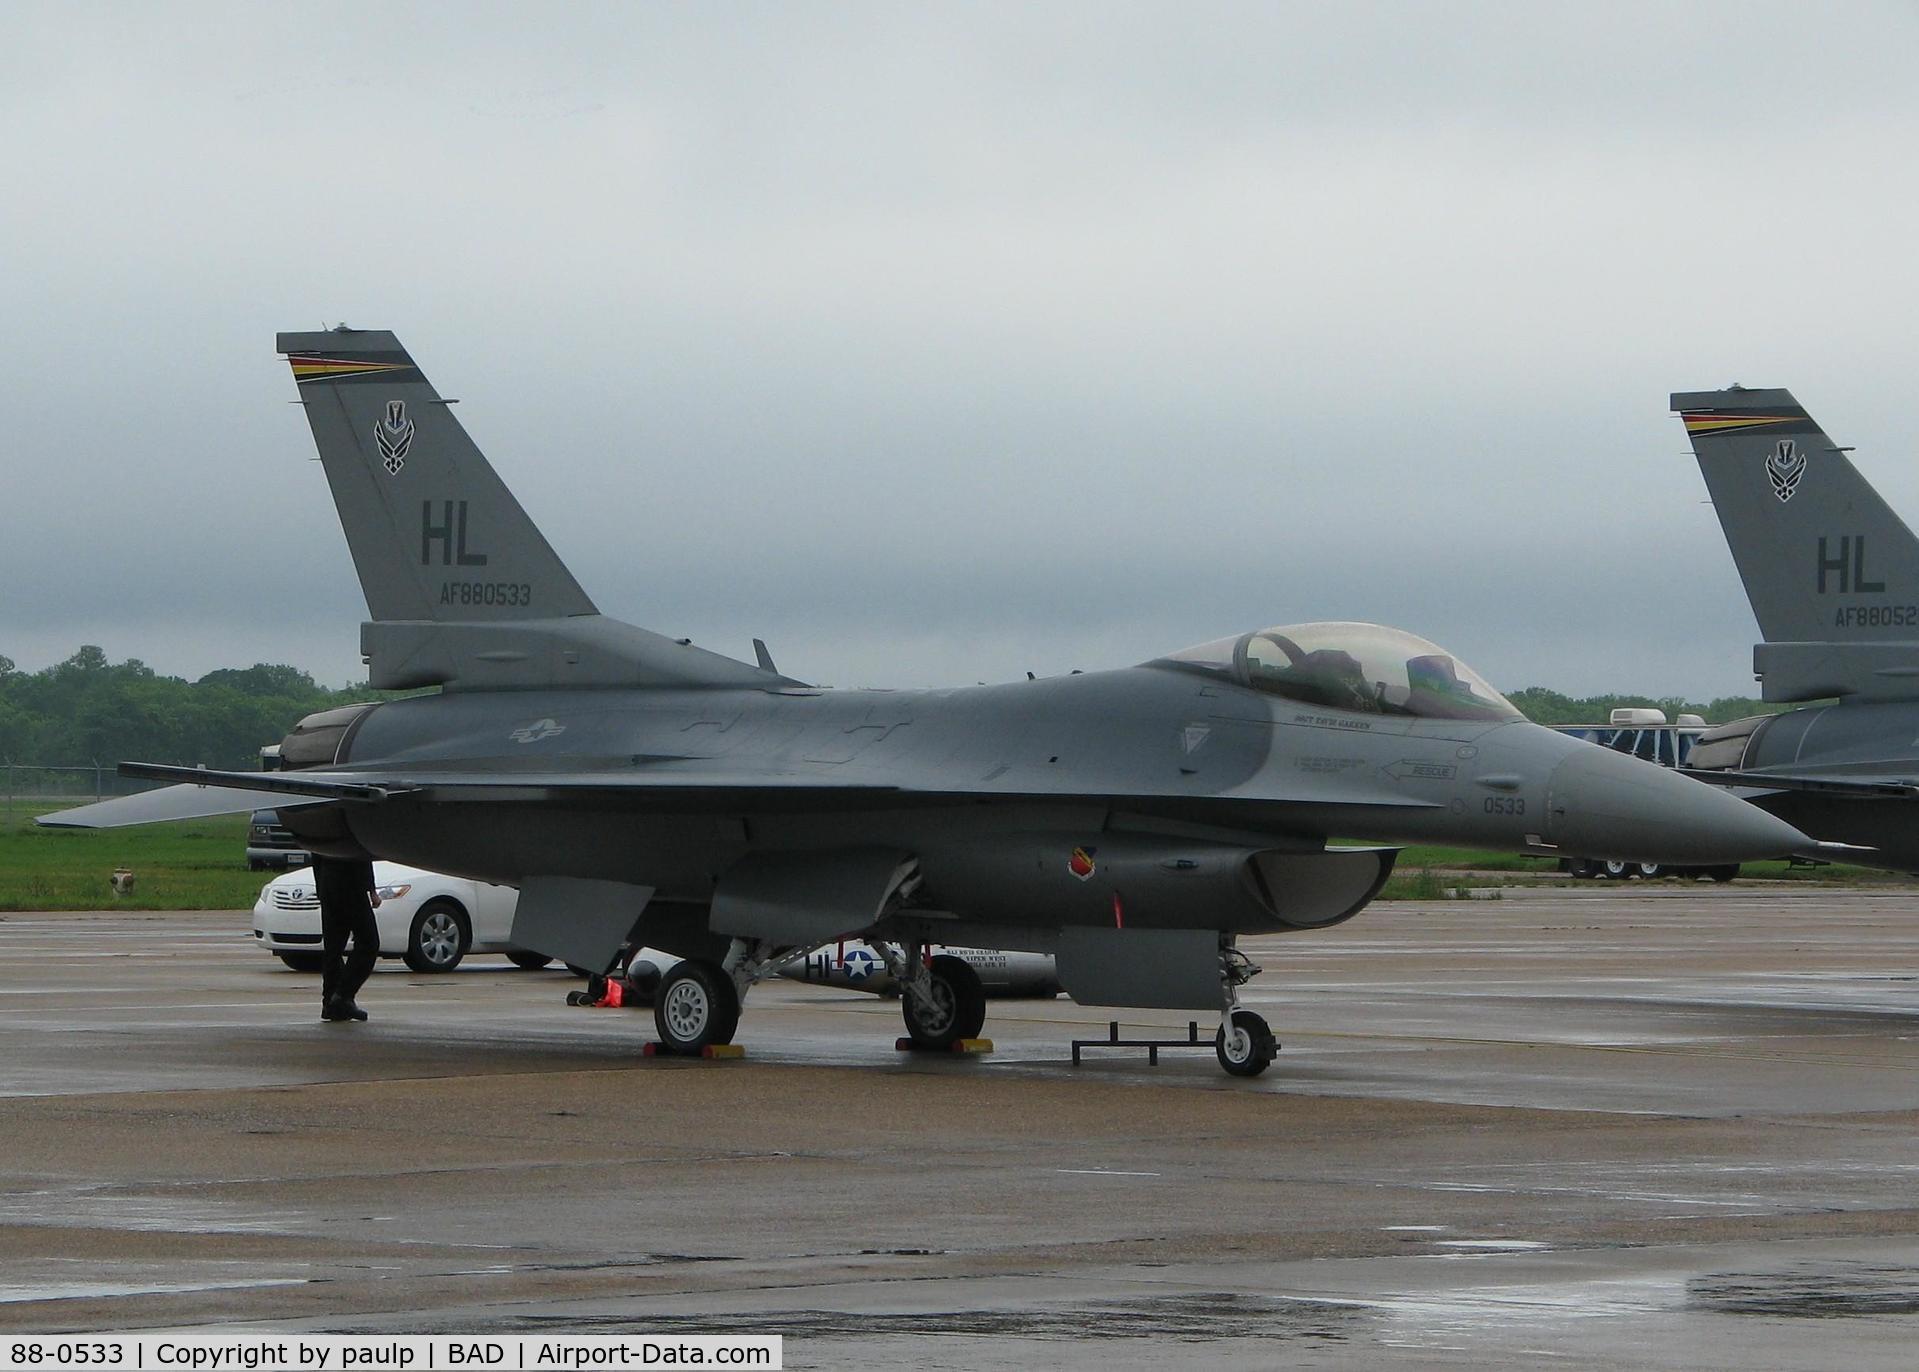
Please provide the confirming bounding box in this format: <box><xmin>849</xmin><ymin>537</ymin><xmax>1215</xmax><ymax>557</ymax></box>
<box><xmin>3</xmin><ymin>884</ymin><xmax>1919</xmax><ymax>1367</ymax></box>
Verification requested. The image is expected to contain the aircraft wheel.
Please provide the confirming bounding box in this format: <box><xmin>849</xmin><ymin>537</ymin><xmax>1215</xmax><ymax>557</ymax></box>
<box><xmin>1636</xmin><ymin>863</ymin><xmax>1664</xmax><ymax>879</ymax></box>
<box><xmin>1602</xmin><ymin>859</ymin><xmax>1632</xmax><ymax>880</ymax></box>
<box><xmin>901</xmin><ymin>955</ymin><xmax>987</xmax><ymax>1050</ymax></box>
<box><xmin>653</xmin><ymin>960</ymin><xmax>740</xmax><ymax>1055</ymax></box>
<box><xmin>404</xmin><ymin>900</ymin><xmax>469</xmax><ymax>972</ymax></box>
<box><xmin>277</xmin><ymin>952</ymin><xmax>323</xmax><ymax>973</ymax></box>
<box><xmin>506</xmin><ymin>951</ymin><xmax>553</xmax><ymax>970</ymax></box>
<box><xmin>1564</xmin><ymin>858</ymin><xmax>1599</xmax><ymax>880</ymax></box>
<box><xmin>1216</xmin><ymin>1009</ymin><xmax>1277</xmax><ymax>1077</ymax></box>
<box><xmin>1708</xmin><ymin>864</ymin><xmax>1740</xmax><ymax>883</ymax></box>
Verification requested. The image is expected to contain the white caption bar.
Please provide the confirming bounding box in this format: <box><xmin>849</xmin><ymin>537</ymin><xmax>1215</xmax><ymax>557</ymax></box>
<box><xmin>1</xmin><ymin>1336</ymin><xmax>781</xmax><ymax>1371</ymax></box>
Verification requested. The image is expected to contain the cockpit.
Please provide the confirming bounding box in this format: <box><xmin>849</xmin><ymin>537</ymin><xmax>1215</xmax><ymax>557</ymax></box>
<box><xmin>1154</xmin><ymin>621</ymin><xmax>1523</xmax><ymax>723</ymax></box>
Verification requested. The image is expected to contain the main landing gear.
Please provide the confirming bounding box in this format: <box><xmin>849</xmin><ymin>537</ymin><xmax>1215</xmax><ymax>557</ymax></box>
<box><xmin>650</xmin><ymin>938</ymin><xmax>796</xmax><ymax>1056</ymax></box>
<box><xmin>1215</xmin><ymin>941</ymin><xmax>1276</xmax><ymax>1077</ymax></box>
<box><xmin>647</xmin><ymin>933</ymin><xmax>1273</xmax><ymax>1078</ymax></box>
<box><xmin>887</xmin><ymin>947</ymin><xmax>987</xmax><ymax>1051</ymax></box>
<box><xmin>653</xmin><ymin>960</ymin><xmax>740</xmax><ymax>1054</ymax></box>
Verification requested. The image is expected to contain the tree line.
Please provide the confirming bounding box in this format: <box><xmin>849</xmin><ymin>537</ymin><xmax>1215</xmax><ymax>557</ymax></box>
<box><xmin>0</xmin><ymin>647</ymin><xmax>1794</xmax><ymax>771</ymax></box>
<box><xmin>1505</xmin><ymin>686</ymin><xmax>1792</xmax><ymax>727</ymax></box>
<box><xmin>0</xmin><ymin>647</ymin><xmax>391</xmax><ymax>771</ymax></box>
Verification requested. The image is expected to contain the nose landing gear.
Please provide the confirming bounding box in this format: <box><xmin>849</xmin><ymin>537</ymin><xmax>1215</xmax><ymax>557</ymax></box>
<box><xmin>1215</xmin><ymin>942</ymin><xmax>1276</xmax><ymax>1077</ymax></box>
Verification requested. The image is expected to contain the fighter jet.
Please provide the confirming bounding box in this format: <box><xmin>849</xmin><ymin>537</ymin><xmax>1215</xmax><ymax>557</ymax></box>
<box><xmin>39</xmin><ymin>330</ymin><xmax>1806</xmax><ymax>1078</ymax></box>
<box><xmin>1674</xmin><ymin>385</ymin><xmax>1919</xmax><ymax>871</ymax></box>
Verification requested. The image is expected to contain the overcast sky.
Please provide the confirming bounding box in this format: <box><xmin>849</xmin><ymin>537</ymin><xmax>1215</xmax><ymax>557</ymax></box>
<box><xmin>5</xmin><ymin>2</ymin><xmax>1918</xmax><ymax>700</ymax></box>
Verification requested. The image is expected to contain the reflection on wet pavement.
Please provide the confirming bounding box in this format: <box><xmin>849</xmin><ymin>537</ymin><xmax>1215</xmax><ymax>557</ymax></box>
<box><xmin>5</xmin><ymin>891</ymin><xmax>1919</xmax><ymax>1369</ymax></box>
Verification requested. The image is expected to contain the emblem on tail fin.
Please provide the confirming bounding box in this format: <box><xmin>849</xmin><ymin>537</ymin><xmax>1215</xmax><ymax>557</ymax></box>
<box><xmin>374</xmin><ymin>401</ymin><xmax>416</xmax><ymax>475</ymax></box>
<box><xmin>1766</xmin><ymin>439</ymin><xmax>1806</xmax><ymax>503</ymax></box>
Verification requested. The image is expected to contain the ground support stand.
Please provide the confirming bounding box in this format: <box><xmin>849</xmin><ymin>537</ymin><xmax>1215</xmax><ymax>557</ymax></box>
<box><xmin>1071</xmin><ymin>1021</ymin><xmax>1211</xmax><ymax>1065</ymax></box>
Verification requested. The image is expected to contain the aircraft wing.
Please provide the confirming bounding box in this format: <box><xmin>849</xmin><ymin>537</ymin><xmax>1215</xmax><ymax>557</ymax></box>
<box><xmin>38</xmin><ymin>760</ymin><xmax>903</xmax><ymax>828</ymax></box>
<box><xmin>1679</xmin><ymin>768</ymin><xmax>1919</xmax><ymax>800</ymax></box>
<box><xmin>41</xmin><ymin>755</ymin><xmax>1440</xmax><ymax>829</ymax></box>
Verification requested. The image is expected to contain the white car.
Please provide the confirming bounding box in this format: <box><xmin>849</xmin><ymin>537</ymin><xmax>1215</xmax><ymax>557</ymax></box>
<box><xmin>251</xmin><ymin>862</ymin><xmax>548</xmax><ymax>974</ymax></box>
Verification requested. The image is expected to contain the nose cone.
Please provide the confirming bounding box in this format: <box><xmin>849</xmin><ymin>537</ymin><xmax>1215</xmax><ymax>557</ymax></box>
<box><xmin>1548</xmin><ymin>744</ymin><xmax>1809</xmax><ymax>863</ymax></box>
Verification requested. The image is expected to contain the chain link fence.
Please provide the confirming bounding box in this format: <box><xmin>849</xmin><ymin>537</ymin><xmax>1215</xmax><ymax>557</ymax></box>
<box><xmin>3</xmin><ymin>764</ymin><xmax>171</xmax><ymax>818</ymax></box>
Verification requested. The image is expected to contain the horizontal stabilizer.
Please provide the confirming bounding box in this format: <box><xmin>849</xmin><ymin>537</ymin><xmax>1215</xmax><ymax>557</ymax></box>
<box><xmin>119</xmin><ymin>762</ymin><xmax>405</xmax><ymax>801</ymax></box>
<box><xmin>40</xmin><ymin>765</ymin><xmax>412</xmax><ymax>830</ymax></box>
<box><xmin>38</xmin><ymin>782</ymin><xmax>334</xmax><ymax>830</ymax></box>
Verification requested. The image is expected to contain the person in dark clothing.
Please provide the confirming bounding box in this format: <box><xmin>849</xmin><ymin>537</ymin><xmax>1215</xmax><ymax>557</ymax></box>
<box><xmin>314</xmin><ymin>855</ymin><xmax>382</xmax><ymax>1022</ymax></box>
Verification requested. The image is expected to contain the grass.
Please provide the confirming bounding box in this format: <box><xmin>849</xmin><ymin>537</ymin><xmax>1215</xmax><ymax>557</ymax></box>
<box><xmin>1382</xmin><ymin>844</ymin><xmax>1913</xmax><ymax>889</ymax></box>
<box><xmin>0</xmin><ymin>807</ymin><xmax>268</xmax><ymax>911</ymax></box>
<box><xmin>3</xmin><ymin>811</ymin><xmax>1912</xmax><ymax>912</ymax></box>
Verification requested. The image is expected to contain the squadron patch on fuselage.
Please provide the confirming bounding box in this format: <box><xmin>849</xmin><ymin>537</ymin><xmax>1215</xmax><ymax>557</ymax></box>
<box><xmin>374</xmin><ymin>400</ymin><xmax>416</xmax><ymax>476</ymax></box>
<box><xmin>1766</xmin><ymin>439</ymin><xmax>1806</xmax><ymax>503</ymax></box>
<box><xmin>1068</xmin><ymin>846</ymin><xmax>1096</xmax><ymax>881</ymax></box>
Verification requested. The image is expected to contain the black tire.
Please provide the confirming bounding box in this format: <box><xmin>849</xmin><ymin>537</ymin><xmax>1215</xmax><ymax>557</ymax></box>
<box><xmin>653</xmin><ymin>960</ymin><xmax>741</xmax><ymax>1055</ymax></box>
<box><xmin>1565</xmin><ymin>858</ymin><xmax>1599</xmax><ymax>880</ymax></box>
<box><xmin>1216</xmin><ymin>1009</ymin><xmax>1277</xmax><ymax>1077</ymax></box>
<box><xmin>404</xmin><ymin>899</ymin><xmax>469</xmax><ymax>973</ymax></box>
<box><xmin>1709</xmin><ymin>864</ymin><xmax>1740</xmax><ymax>883</ymax></box>
<box><xmin>900</xmin><ymin>954</ymin><xmax>988</xmax><ymax>1050</ymax></box>
<box><xmin>506</xmin><ymin>950</ymin><xmax>553</xmax><ymax>970</ymax></box>
<box><xmin>1636</xmin><ymin>863</ymin><xmax>1664</xmax><ymax>880</ymax></box>
<box><xmin>1602</xmin><ymin>859</ymin><xmax>1632</xmax><ymax>880</ymax></box>
<box><xmin>277</xmin><ymin>952</ymin><xmax>323</xmax><ymax>973</ymax></box>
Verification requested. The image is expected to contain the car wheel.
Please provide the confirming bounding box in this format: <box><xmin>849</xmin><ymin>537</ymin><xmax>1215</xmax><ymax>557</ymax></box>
<box><xmin>506</xmin><ymin>951</ymin><xmax>553</xmax><ymax>970</ymax></box>
<box><xmin>404</xmin><ymin>899</ymin><xmax>470</xmax><ymax>973</ymax></box>
<box><xmin>277</xmin><ymin>952</ymin><xmax>323</xmax><ymax>973</ymax></box>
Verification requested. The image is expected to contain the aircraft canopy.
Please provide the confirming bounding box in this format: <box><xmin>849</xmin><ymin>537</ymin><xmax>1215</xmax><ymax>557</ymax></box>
<box><xmin>1158</xmin><ymin>621</ymin><xmax>1522</xmax><ymax>723</ymax></box>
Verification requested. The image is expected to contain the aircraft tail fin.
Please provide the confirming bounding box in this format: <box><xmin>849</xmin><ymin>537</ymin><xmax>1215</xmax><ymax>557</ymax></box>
<box><xmin>280</xmin><ymin>328</ymin><xmax>780</xmax><ymax>691</ymax></box>
<box><xmin>1673</xmin><ymin>387</ymin><xmax>1919</xmax><ymax>645</ymax></box>
<box><xmin>279</xmin><ymin>328</ymin><xmax>597</xmax><ymax>623</ymax></box>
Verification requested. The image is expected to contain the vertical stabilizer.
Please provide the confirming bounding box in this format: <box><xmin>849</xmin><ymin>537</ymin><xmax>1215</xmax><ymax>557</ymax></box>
<box><xmin>280</xmin><ymin>327</ymin><xmax>779</xmax><ymax>692</ymax></box>
<box><xmin>280</xmin><ymin>328</ymin><xmax>597</xmax><ymax>623</ymax></box>
<box><xmin>1674</xmin><ymin>387</ymin><xmax>1919</xmax><ymax>644</ymax></box>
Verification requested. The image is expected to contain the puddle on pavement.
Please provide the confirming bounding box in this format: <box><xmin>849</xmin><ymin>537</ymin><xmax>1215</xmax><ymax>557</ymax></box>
<box><xmin>1689</xmin><ymin>1264</ymin><xmax>1919</xmax><ymax>1319</ymax></box>
<box><xmin>0</xmin><ymin>1191</ymin><xmax>291</xmax><ymax>1234</ymax></box>
<box><xmin>448</xmin><ymin>1292</ymin><xmax>1369</xmax><ymax>1343</ymax></box>
<box><xmin>0</xmin><ymin>1278</ymin><xmax>310</xmax><ymax>1304</ymax></box>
